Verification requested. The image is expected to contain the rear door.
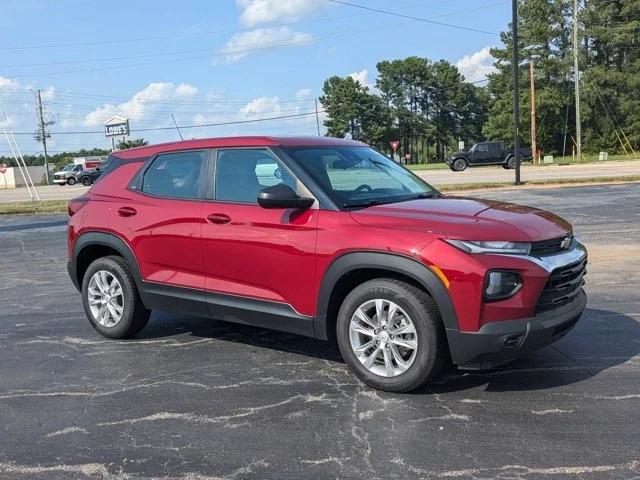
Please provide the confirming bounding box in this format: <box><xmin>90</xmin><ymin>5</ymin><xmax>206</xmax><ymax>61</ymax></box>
<box><xmin>200</xmin><ymin>147</ymin><xmax>319</xmax><ymax>328</ymax></box>
<box><xmin>113</xmin><ymin>149</ymin><xmax>208</xmax><ymax>297</ymax></box>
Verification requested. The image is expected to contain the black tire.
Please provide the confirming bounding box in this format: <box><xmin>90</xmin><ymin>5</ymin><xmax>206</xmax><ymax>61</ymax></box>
<box><xmin>452</xmin><ymin>158</ymin><xmax>468</xmax><ymax>172</ymax></box>
<box><xmin>506</xmin><ymin>156</ymin><xmax>516</xmax><ymax>169</ymax></box>
<box><xmin>81</xmin><ymin>255</ymin><xmax>150</xmax><ymax>339</ymax></box>
<box><xmin>81</xmin><ymin>176</ymin><xmax>93</xmax><ymax>186</ymax></box>
<box><xmin>67</xmin><ymin>177</ymin><xmax>76</xmax><ymax>186</ymax></box>
<box><xmin>336</xmin><ymin>278</ymin><xmax>446</xmax><ymax>392</ymax></box>
<box><xmin>501</xmin><ymin>163</ymin><xmax>511</xmax><ymax>169</ymax></box>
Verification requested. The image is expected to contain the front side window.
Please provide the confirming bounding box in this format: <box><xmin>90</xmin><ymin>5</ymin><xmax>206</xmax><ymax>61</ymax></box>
<box><xmin>284</xmin><ymin>146</ymin><xmax>438</xmax><ymax>208</ymax></box>
<box><xmin>215</xmin><ymin>149</ymin><xmax>297</xmax><ymax>203</ymax></box>
<box><xmin>142</xmin><ymin>151</ymin><xmax>205</xmax><ymax>199</ymax></box>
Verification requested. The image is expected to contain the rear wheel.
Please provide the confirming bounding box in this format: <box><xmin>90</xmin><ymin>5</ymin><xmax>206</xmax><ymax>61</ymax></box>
<box><xmin>81</xmin><ymin>255</ymin><xmax>150</xmax><ymax>339</ymax></box>
<box><xmin>452</xmin><ymin>158</ymin><xmax>468</xmax><ymax>172</ymax></box>
<box><xmin>336</xmin><ymin>278</ymin><xmax>446</xmax><ymax>392</ymax></box>
<box><xmin>506</xmin><ymin>156</ymin><xmax>516</xmax><ymax>169</ymax></box>
<box><xmin>67</xmin><ymin>177</ymin><xmax>76</xmax><ymax>186</ymax></box>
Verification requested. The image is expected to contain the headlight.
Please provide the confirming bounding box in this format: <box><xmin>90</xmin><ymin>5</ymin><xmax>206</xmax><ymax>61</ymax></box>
<box><xmin>445</xmin><ymin>239</ymin><xmax>531</xmax><ymax>255</ymax></box>
<box><xmin>484</xmin><ymin>271</ymin><xmax>522</xmax><ymax>301</ymax></box>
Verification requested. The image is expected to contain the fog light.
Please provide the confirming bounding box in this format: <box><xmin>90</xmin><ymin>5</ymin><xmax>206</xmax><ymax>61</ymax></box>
<box><xmin>484</xmin><ymin>271</ymin><xmax>522</xmax><ymax>302</ymax></box>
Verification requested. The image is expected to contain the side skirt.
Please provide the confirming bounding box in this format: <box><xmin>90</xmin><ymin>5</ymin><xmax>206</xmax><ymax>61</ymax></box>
<box><xmin>142</xmin><ymin>282</ymin><xmax>316</xmax><ymax>338</ymax></box>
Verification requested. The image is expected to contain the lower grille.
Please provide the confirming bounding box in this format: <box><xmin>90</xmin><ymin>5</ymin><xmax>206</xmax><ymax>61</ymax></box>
<box><xmin>536</xmin><ymin>257</ymin><xmax>587</xmax><ymax>314</ymax></box>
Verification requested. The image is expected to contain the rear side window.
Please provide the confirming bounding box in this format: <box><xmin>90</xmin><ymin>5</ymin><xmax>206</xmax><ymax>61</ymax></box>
<box><xmin>142</xmin><ymin>151</ymin><xmax>206</xmax><ymax>199</ymax></box>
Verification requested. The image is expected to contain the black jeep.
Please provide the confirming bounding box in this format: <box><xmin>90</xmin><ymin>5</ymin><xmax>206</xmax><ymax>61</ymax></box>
<box><xmin>447</xmin><ymin>141</ymin><xmax>532</xmax><ymax>171</ymax></box>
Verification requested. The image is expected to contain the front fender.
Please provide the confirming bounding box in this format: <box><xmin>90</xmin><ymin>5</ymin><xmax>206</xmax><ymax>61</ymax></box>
<box><xmin>314</xmin><ymin>251</ymin><xmax>459</xmax><ymax>340</ymax></box>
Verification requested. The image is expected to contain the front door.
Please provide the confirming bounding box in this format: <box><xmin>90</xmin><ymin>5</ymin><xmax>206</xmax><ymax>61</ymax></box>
<box><xmin>200</xmin><ymin>148</ymin><xmax>319</xmax><ymax>332</ymax></box>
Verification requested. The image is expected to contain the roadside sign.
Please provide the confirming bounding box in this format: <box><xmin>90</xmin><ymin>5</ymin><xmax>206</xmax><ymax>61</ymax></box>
<box><xmin>105</xmin><ymin>120</ymin><xmax>129</xmax><ymax>137</ymax></box>
<box><xmin>390</xmin><ymin>141</ymin><xmax>400</xmax><ymax>151</ymax></box>
<box><xmin>458</xmin><ymin>141</ymin><xmax>465</xmax><ymax>151</ymax></box>
<box><xmin>0</xmin><ymin>164</ymin><xmax>6</xmax><ymax>174</ymax></box>
<box><xmin>104</xmin><ymin>115</ymin><xmax>130</xmax><ymax>137</ymax></box>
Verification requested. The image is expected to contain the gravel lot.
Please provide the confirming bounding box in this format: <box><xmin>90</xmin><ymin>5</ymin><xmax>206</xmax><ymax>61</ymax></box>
<box><xmin>0</xmin><ymin>183</ymin><xmax>638</xmax><ymax>479</ymax></box>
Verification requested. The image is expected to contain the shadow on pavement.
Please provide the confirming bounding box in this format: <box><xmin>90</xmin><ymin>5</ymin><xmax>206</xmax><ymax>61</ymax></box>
<box><xmin>137</xmin><ymin>307</ymin><xmax>639</xmax><ymax>393</ymax></box>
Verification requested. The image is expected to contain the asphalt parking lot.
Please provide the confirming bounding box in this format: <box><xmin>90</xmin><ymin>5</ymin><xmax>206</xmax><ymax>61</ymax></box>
<box><xmin>0</xmin><ymin>183</ymin><xmax>639</xmax><ymax>479</ymax></box>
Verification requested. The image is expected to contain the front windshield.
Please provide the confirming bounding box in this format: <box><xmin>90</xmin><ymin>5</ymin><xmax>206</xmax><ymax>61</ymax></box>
<box><xmin>284</xmin><ymin>146</ymin><xmax>439</xmax><ymax>208</ymax></box>
<box><xmin>469</xmin><ymin>144</ymin><xmax>477</xmax><ymax>152</ymax></box>
<box><xmin>62</xmin><ymin>164</ymin><xmax>75</xmax><ymax>171</ymax></box>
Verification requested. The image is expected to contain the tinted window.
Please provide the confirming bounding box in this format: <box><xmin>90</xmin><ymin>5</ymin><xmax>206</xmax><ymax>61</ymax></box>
<box><xmin>142</xmin><ymin>151</ymin><xmax>205</xmax><ymax>199</ymax></box>
<box><xmin>215</xmin><ymin>149</ymin><xmax>296</xmax><ymax>203</ymax></box>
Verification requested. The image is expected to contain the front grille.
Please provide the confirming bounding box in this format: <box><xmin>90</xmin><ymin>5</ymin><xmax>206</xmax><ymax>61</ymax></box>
<box><xmin>535</xmin><ymin>257</ymin><xmax>587</xmax><ymax>314</ymax></box>
<box><xmin>531</xmin><ymin>236</ymin><xmax>572</xmax><ymax>256</ymax></box>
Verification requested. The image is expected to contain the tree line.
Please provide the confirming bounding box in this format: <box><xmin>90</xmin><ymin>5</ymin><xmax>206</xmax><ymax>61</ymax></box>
<box><xmin>320</xmin><ymin>0</ymin><xmax>640</xmax><ymax>162</ymax></box>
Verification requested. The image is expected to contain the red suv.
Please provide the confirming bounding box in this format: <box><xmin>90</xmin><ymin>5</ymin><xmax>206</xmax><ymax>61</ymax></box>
<box><xmin>67</xmin><ymin>136</ymin><xmax>587</xmax><ymax>392</ymax></box>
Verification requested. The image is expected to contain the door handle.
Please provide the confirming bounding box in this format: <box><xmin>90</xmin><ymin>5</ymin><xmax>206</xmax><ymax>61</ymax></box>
<box><xmin>117</xmin><ymin>207</ymin><xmax>137</xmax><ymax>217</ymax></box>
<box><xmin>207</xmin><ymin>213</ymin><xmax>231</xmax><ymax>224</ymax></box>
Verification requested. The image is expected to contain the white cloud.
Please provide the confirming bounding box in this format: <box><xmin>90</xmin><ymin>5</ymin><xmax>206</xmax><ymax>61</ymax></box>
<box><xmin>295</xmin><ymin>88</ymin><xmax>312</xmax><ymax>100</ymax></box>
<box><xmin>348</xmin><ymin>69</ymin><xmax>376</xmax><ymax>92</ymax></box>
<box><xmin>241</xmin><ymin>96</ymin><xmax>282</xmax><ymax>118</ymax></box>
<box><xmin>220</xmin><ymin>27</ymin><xmax>313</xmax><ymax>63</ymax></box>
<box><xmin>82</xmin><ymin>82</ymin><xmax>198</xmax><ymax>127</ymax></box>
<box><xmin>236</xmin><ymin>0</ymin><xmax>325</xmax><ymax>27</ymax></box>
<box><xmin>456</xmin><ymin>46</ymin><xmax>496</xmax><ymax>83</ymax></box>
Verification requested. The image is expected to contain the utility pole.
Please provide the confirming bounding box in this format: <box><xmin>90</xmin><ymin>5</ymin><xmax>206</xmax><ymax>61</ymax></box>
<box><xmin>35</xmin><ymin>89</ymin><xmax>52</xmax><ymax>185</ymax></box>
<box><xmin>530</xmin><ymin>60</ymin><xmax>538</xmax><ymax>164</ymax></box>
<box><xmin>512</xmin><ymin>0</ymin><xmax>521</xmax><ymax>185</ymax></box>
<box><xmin>314</xmin><ymin>98</ymin><xmax>321</xmax><ymax>136</ymax></box>
<box><xmin>573</xmin><ymin>0</ymin><xmax>582</xmax><ymax>161</ymax></box>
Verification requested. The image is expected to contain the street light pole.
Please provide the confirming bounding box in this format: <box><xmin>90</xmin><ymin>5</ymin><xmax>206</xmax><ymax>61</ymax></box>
<box><xmin>512</xmin><ymin>0</ymin><xmax>521</xmax><ymax>185</ymax></box>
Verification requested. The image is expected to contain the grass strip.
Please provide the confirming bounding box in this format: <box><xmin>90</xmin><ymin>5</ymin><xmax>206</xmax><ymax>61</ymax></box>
<box><xmin>0</xmin><ymin>200</ymin><xmax>68</xmax><ymax>215</ymax></box>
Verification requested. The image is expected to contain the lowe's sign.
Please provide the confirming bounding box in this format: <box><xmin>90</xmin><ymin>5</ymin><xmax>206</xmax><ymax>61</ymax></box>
<box><xmin>105</xmin><ymin>120</ymin><xmax>130</xmax><ymax>137</ymax></box>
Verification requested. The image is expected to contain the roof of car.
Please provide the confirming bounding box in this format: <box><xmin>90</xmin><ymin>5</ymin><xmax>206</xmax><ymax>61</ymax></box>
<box><xmin>112</xmin><ymin>136</ymin><xmax>367</xmax><ymax>159</ymax></box>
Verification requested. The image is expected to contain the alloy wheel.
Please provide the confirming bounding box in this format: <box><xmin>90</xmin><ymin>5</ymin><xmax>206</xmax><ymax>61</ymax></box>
<box><xmin>87</xmin><ymin>270</ymin><xmax>124</xmax><ymax>327</ymax></box>
<box><xmin>349</xmin><ymin>299</ymin><xmax>418</xmax><ymax>377</ymax></box>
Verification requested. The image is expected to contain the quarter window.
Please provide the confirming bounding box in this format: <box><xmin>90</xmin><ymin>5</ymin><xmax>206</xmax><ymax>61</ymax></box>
<box><xmin>142</xmin><ymin>151</ymin><xmax>205</xmax><ymax>199</ymax></box>
<box><xmin>215</xmin><ymin>149</ymin><xmax>297</xmax><ymax>203</ymax></box>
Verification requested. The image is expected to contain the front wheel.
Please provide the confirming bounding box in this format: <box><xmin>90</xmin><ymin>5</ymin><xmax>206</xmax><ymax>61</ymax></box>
<box><xmin>336</xmin><ymin>279</ymin><xmax>446</xmax><ymax>392</ymax></box>
<box><xmin>82</xmin><ymin>255</ymin><xmax>150</xmax><ymax>339</ymax></box>
<box><xmin>506</xmin><ymin>156</ymin><xmax>516</xmax><ymax>169</ymax></box>
<box><xmin>81</xmin><ymin>176</ymin><xmax>93</xmax><ymax>186</ymax></box>
<box><xmin>452</xmin><ymin>158</ymin><xmax>468</xmax><ymax>172</ymax></box>
<box><xmin>67</xmin><ymin>177</ymin><xmax>76</xmax><ymax>186</ymax></box>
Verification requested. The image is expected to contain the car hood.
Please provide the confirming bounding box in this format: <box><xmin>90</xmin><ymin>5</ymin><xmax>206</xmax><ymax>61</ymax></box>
<box><xmin>349</xmin><ymin>197</ymin><xmax>572</xmax><ymax>241</ymax></box>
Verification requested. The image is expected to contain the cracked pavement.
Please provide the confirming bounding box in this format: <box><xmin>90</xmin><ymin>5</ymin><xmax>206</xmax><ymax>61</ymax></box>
<box><xmin>0</xmin><ymin>183</ymin><xmax>639</xmax><ymax>479</ymax></box>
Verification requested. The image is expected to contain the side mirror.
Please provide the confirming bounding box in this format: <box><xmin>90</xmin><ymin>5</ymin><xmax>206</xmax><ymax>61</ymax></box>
<box><xmin>257</xmin><ymin>184</ymin><xmax>314</xmax><ymax>210</ymax></box>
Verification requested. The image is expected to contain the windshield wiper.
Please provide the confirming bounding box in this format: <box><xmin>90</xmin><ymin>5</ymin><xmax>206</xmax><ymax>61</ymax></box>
<box><xmin>343</xmin><ymin>199</ymin><xmax>383</xmax><ymax>209</ymax></box>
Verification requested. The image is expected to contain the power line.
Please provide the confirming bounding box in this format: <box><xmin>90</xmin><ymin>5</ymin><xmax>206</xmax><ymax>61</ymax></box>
<box><xmin>4</xmin><ymin>2</ymin><xmax>505</xmax><ymax>78</ymax></box>
<box><xmin>10</xmin><ymin>110</ymin><xmax>325</xmax><ymax>135</ymax></box>
<box><xmin>325</xmin><ymin>0</ymin><xmax>500</xmax><ymax>36</ymax></box>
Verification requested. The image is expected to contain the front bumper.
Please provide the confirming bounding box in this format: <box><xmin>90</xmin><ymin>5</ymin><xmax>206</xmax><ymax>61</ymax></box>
<box><xmin>53</xmin><ymin>178</ymin><xmax>68</xmax><ymax>184</ymax></box>
<box><xmin>446</xmin><ymin>289</ymin><xmax>586</xmax><ymax>370</ymax></box>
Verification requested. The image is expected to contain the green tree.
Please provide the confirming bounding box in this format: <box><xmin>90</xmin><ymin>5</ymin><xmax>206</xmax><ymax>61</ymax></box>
<box><xmin>484</xmin><ymin>0</ymin><xmax>573</xmax><ymax>156</ymax></box>
<box><xmin>319</xmin><ymin>76</ymin><xmax>392</xmax><ymax>150</ymax></box>
<box><xmin>117</xmin><ymin>138</ymin><xmax>148</xmax><ymax>150</ymax></box>
<box><xmin>581</xmin><ymin>0</ymin><xmax>640</xmax><ymax>153</ymax></box>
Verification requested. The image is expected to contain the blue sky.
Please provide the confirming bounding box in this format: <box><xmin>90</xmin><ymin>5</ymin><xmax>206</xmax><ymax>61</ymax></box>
<box><xmin>0</xmin><ymin>0</ymin><xmax>510</xmax><ymax>155</ymax></box>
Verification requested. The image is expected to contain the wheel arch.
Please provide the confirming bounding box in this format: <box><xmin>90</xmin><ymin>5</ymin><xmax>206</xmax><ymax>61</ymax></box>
<box><xmin>314</xmin><ymin>251</ymin><xmax>459</xmax><ymax>341</ymax></box>
<box><xmin>71</xmin><ymin>232</ymin><xmax>143</xmax><ymax>293</ymax></box>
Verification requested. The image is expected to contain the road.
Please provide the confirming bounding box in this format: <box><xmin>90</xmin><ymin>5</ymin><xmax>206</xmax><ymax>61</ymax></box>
<box><xmin>0</xmin><ymin>184</ymin><xmax>639</xmax><ymax>479</ymax></box>
<box><xmin>1</xmin><ymin>159</ymin><xmax>640</xmax><ymax>202</ymax></box>
<box><xmin>414</xmin><ymin>158</ymin><xmax>640</xmax><ymax>185</ymax></box>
